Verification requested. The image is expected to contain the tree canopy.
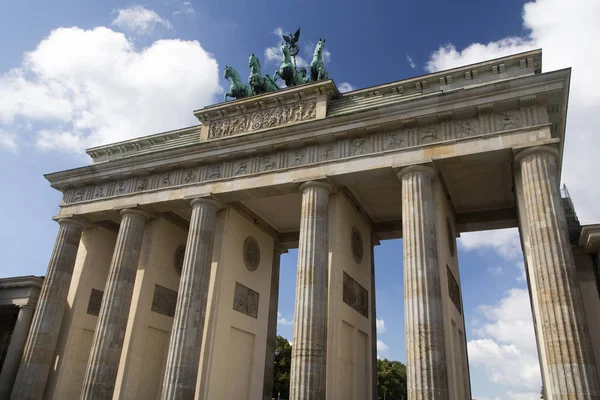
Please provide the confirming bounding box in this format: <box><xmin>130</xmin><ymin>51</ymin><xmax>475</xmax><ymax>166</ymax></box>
<box><xmin>270</xmin><ymin>335</ymin><xmax>407</xmax><ymax>400</ymax></box>
<box><xmin>273</xmin><ymin>335</ymin><xmax>292</xmax><ymax>399</ymax></box>
<box><xmin>376</xmin><ymin>358</ymin><xmax>407</xmax><ymax>400</ymax></box>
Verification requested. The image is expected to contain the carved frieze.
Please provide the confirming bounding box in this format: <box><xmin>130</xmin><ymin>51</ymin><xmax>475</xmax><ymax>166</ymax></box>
<box><xmin>208</xmin><ymin>101</ymin><xmax>317</xmax><ymax>139</ymax></box>
<box><xmin>343</xmin><ymin>271</ymin><xmax>368</xmax><ymax>318</ymax></box>
<box><xmin>233</xmin><ymin>282</ymin><xmax>259</xmax><ymax>319</ymax></box>
<box><xmin>65</xmin><ymin>107</ymin><xmax>545</xmax><ymax>205</ymax></box>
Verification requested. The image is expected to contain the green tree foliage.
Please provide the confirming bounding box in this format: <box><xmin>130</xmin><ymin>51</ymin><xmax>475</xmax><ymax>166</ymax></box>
<box><xmin>377</xmin><ymin>358</ymin><xmax>408</xmax><ymax>400</ymax></box>
<box><xmin>273</xmin><ymin>335</ymin><xmax>292</xmax><ymax>399</ymax></box>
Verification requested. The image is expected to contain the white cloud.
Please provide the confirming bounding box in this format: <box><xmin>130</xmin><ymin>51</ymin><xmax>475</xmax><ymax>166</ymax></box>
<box><xmin>377</xmin><ymin>339</ymin><xmax>388</xmax><ymax>352</ymax></box>
<box><xmin>376</xmin><ymin>318</ymin><xmax>387</xmax><ymax>334</ymax></box>
<box><xmin>111</xmin><ymin>5</ymin><xmax>172</xmax><ymax>35</ymax></box>
<box><xmin>0</xmin><ymin>26</ymin><xmax>221</xmax><ymax>153</ymax></box>
<box><xmin>406</xmin><ymin>53</ymin><xmax>416</xmax><ymax>69</ymax></box>
<box><xmin>507</xmin><ymin>391</ymin><xmax>540</xmax><ymax>400</ymax></box>
<box><xmin>0</xmin><ymin>130</ymin><xmax>18</xmax><ymax>152</ymax></box>
<box><xmin>173</xmin><ymin>1</ymin><xmax>195</xmax><ymax>15</ymax></box>
<box><xmin>458</xmin><ymin>228</ymin><xmax>522</xmax><ymax>260</ymax></box>
<box><xmin>337</xmin><ymin>82</ymin><xmax>355</xmax><ymax>93</ymax></box>
<box><xmin>277</xmin><ymin>311</ymin><xmax>293</xmax><ymax>326</ymax></box>
<box><xmin>426</xmin><ymin>0</ymin><xmax>600</xmax><ymax>224</ymax></box>
<box><xmin>516</xmin><ymin>261</ymin><xmax>527</xmax><ymax>283</ymax></box>
<box><xmin>468</xmin><ymin>289</ymin><xmax>541</xmax><ymax>392</ymax></box>
<box><xmin>487</xmin><ymin>265</ymin><xmax>503</xmax><ymax>275</ymax></box>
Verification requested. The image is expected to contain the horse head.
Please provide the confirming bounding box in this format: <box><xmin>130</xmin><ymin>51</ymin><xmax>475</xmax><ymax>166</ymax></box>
<box><xmin>316</xmin><ymin>38</ymin><xmax>326</xmax><ymax>54</ymax></box>
<box><xmin>224</xmin><ymin>65</ymin><xmax>232</xmax><ymax>80</ymax></box>
<box><xmin>249</xmin><ymin>53</ymin><xmax>260</xmax><ymax>73</ymax></box>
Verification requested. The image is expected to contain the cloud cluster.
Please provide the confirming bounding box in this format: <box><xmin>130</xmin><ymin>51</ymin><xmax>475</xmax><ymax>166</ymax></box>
<box><xmin>0</xmin><ymin>25</ymin><xmax>221</xmax><ymax>153</ymax></box>
<box><xmin>427</xmin><ymin>0</ymin><xmax>600</xmax><ymax>223</ymax></box>
<box><xmin>468</xmin><ymin>289</ymin><xmax>541</xmax><ymax>396</ymax></box>
<box><xmin>277</xmin><ymin>311</ymin><xmax>293</xmax><ymax>326</ymax></box>
<box><xmin>112</xmin><ymin>5</ymin><xmax>172</xmax><ymax>35</ymax></box>
<box><xmin>458</xmin><ymin>228</ymin><xmax>522</xmax><ymax>260</ymax></box>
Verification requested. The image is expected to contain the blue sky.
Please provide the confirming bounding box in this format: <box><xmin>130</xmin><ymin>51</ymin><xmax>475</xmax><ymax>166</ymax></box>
<box><xmin>2</xmin><ymin>0</ymin><xmax>600</xmax><ymax>399</ymax></box>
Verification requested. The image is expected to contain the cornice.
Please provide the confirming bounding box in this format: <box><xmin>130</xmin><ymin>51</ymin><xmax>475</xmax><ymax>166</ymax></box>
<box><xmin>0</xmin><ymin>275</ymin><xmax>44</xmax><ymax>290</ymax></box>
<box><xmin>44</xmin><ymin>68</ymin><xmax>568</xmax><ymax>191</ymax></box>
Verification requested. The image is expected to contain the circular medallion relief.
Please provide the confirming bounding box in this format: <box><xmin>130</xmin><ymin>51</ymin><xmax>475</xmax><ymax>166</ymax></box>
<box><xmin>447</xmin><ymin>217</ymin><xmax>455</xmax><ymax>257</ymax></box>
<box><xmin>351</xmin><ymin>227</ymin><xmax>364</xmax><ymax>264</ymax></box>
<box><xmin>243</xmin><ymin>236</ymin><xmax>260</xmax><ymax>271</ymax></box>
<box><xmin>174</xmin><ymin>245</ymin><xmax>186</xmax><ymax>276</ymax></box>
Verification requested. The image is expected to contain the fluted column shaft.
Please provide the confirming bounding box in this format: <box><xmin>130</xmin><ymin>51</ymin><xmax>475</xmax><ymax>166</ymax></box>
<box><xmin>290</xmin><ymin>181</ymin><xmax>331</xmax><ymax>400</ymax></box>
<box><xmin>80</xmin><ymin>209</ymin><xmax>148</xmax><ymax>400</ymax></box>
<box><xmin>0</xmin><ymin>306</ymin><xmax>35</xmax><ymax>400</ymax></box>
<box><xmin>12</xmin><ymin>218</ymin><xmax>86</xmax><ymax>400</ymax></box>
<box><xmin>398</xmin><ymin>166</ymin><xmax>449</xmax><ymax>400</ymax></box>
<box><xmin>263</xmin><ymin>246</ymin><xmax>285</xmax><ymax>400</ymax></box>
<box><xmin>517</xmin><ymin>146</ymin><xmax>600</xmax><ymax>398</ymax></box>
<box><xmin>160</xmin><ymin>198</ymin><xmax>220</xmax><ymax>400</ymax></box>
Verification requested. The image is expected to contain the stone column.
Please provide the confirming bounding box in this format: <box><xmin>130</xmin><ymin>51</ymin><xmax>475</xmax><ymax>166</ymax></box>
<box><xmin>397</xmin><ymin>165</ymin><xmax>449</xmax><ymax>400</ymax></box>
<box><xmin>160</xmin><ymin>198</ymin><xmax>220</xmax><ymax>400</ymax></box>
<box><xmin>262</xmin><ymin>245</ymin><xmax>286</xmax><ymax>400</ymax></box>
<box><xmin>289</xmin><ymin>181</ymin><xmax>331</xmax><ymax>400</ymax></box>
<box><xmin>12</xmin><ymin>217</ymin><xmax>86</xmax><ymax>400</ymax></box>
<box><xmin>370</xmin><ymin>242</ymin><xmax>378</xmax><ymax>400</ymax></box>
<box><xmin>0</xmin><ymin>305</ymin><xmax>34</xmax><ymax>400</ymax></box>
<box><xmin>516</xmin><ymin>146</ymin><xmax>600</xmax><ymax>397</ymax></box>
<box><xmin>80</xmin><ymin>209</ymin><xmax>149</xmax><ymax>400</ymax></box>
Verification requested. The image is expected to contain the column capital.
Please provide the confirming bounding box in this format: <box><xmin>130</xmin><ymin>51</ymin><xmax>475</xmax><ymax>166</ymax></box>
<box><xmin>119</xmin><ymin>208</ymin><xmax>150</xmax><ymax>220</ymax></box>
<box><xmin>54</xmin><ymin>215</ymin><xmax>90</xmax><ymax>229</ymax></box>
<box><xmin>299</xmin><ymin>181</ymin><xmax>333</xmax><ymax>194</ymax></box>
<box><xmin>514</xmin><ymin>145</ymin><xmax>558</xmax><ymax>165</ymax></box>
<box><xmin>189</xmin><ymin>197</ymin><xmax>222</xmax><ymax>210</ymax></box>
<box><xmin>396</xmin><ymin>164</ymin><xmax>437</xmax><ymax>181</ymax></box>
<box><xmin>274</xmin><ymin>243</ymin><xmax>288</xmax><ymax>256</ymax></box>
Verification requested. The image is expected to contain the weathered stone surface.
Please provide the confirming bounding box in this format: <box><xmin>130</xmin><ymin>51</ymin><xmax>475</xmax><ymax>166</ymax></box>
<box><xmin>80</xmin><ymin>209</ymin><xmax>149</xmax><ymax>400</ymax></box>
<box><xmin>11</xmin><ymin>218</ymin><xmax>86</xmax><ymax>400</ymax></box>
<box><xmin>160</xmin><ymin>198</ymin><xmax>219</xmax><ymax>400</ymax></box>
<box><xmin>290</xmin><ymin>181</ymin><xmax>331</xmax><ymax>400</ymax></box>
<box><xmin>517</xmin><ymin>146</ymin><xmax>600</xmax><ymax>398</ymax></box>
<box><xmin>398</xmin><ymin>165</ymin><xmax>449</xmax><ymax>400</ymax></box>
<box><xmin>0</xmin><ymin>306</ymin><xmax>34</xmax><ymax>400</ymax></box>
<box><xmin>262</xmin><ymin>247</ymin><xmax>284</xmax><ymax>400</ymax></box>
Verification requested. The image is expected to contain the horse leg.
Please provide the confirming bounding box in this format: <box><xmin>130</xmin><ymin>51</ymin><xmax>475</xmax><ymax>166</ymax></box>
<box><xmin>224</xmin><ymin>92</ymin><xmax>232</xmax><ymax>101</ymax></box>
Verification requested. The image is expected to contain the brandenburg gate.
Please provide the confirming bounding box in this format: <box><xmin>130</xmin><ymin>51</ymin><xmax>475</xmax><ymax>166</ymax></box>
<box><xmin>6</xmin><ymin>48</ymin><xmax>600</xmax><ymax>399</ymax></box>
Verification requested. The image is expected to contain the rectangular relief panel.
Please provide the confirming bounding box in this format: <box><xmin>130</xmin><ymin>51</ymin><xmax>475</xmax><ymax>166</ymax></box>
<box><xmin>86</xmin><ymin>288</ymin><xmax>103</xmax><ymax>316</ymax></box>
<box><xmin>233</xmin><ymin>282</ymin><xmax>259</xmax><ymax>319</ymax></box>
<box><xmin>446</xmin><ymin>265</ymin><xmax>462</xmax><ymax>313</ymax></box>
<box><xmin>343</xmin><ymin>271</ymin><xmax>369</xmax><ymax>318</ymax></box>
<box><xmin>151</xmin><ymin>284</ymin><xmax>178</xmax><ymax>318</ymax></box>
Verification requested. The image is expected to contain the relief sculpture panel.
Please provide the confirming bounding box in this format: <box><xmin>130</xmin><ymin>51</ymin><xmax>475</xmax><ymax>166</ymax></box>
<box><xmin>343</xmin><ymin>271</ymin><xmax>368</xmax><ymax>318</ymax></box>
<box><xmin>208</xmin><ymin>101</ymin><xmax>317</xmax><ymax>139</ymax></box>
<box><xmin>233</xmin><ymin>282</ymin><xmax>259</xmax><ymax>319</ymax></box>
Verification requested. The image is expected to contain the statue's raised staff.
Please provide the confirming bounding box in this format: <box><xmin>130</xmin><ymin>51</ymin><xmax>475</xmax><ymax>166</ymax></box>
<box><xmin>224</xmin><ymin>65</ymin><xmax>251</xmax><ymax>101</ymax></box>
<box><xmin>310</xmin><ymin>38</ymin><xmax>328</xmax><ymax>81</ymax></box>
<box><xmin>248</xmin><ymin>53</ymin><xmax>280</xmax><ymax>95</ymax></box>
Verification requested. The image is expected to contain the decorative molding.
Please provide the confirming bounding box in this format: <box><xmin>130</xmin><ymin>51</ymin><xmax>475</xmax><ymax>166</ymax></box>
<box><xmin>63</xmin><ymin>107</ymin><xmax>546</xmax><ymax>205</ymax></box>
<box><xmin>207</xmin><ymin>101</ymin><xmax>317</xmax><ymax>139</ymax></box>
